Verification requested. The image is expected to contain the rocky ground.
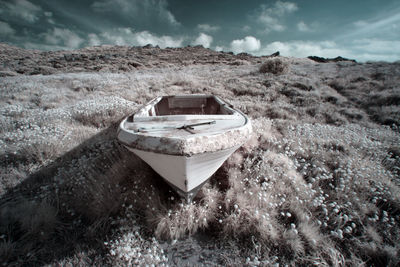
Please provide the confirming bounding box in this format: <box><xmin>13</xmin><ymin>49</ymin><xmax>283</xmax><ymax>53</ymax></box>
<box><xmin>0</xmin><ymin>43</ymin><xmax>399</xmax><ymax>266</ymax></box>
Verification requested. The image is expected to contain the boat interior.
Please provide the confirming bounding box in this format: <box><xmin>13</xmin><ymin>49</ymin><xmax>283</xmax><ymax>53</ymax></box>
<box><xmin>151</xmin><ymin>95</ymin><xmax>233</xmax><ymax>116</ymax></box>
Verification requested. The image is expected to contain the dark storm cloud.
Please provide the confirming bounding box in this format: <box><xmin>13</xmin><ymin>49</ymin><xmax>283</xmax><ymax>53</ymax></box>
<box><xmin>0</xmin><ymin>0</ymin><xmax>43</xmax><ymax>23</ymax></box>
<box><xmin>91</xmin><ymin>0</ymin><xmax>181</xmax><ymax>28</ymax></box>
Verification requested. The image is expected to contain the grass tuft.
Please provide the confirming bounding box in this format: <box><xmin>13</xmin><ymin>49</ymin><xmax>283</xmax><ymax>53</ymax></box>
<box><xmin>259</xmin><ymin>58</ymin><xmax>289</xmax><ymax>75</ymax></box>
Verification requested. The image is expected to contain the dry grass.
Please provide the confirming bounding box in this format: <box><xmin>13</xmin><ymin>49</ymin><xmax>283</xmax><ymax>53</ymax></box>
<box><xmin>0</xmin><ymin>56</ymin><xmax>399</xmax><ymax>266</ymax></box>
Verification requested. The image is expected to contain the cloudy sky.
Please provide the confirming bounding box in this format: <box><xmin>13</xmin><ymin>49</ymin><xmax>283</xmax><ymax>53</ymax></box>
<box><xmin>0</xmin><ymin>0</ymin><xmax>399</xmax><ymax>62</ymax></box>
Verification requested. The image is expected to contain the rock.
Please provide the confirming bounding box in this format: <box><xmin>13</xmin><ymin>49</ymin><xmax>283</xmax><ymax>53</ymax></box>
<box><xmin>236</xmin><ymin>52</ymin><xmax>253</xmax><ymax>60</ymax></box>
<box><xmin>99</xmin><ymin>54</ymin><xmax>111</xmax><ymax>60</ymax></box>
<box><xmin>237</xmin><ymin>52</ymin><xmax>251</xmax><ymax>57</ymax></box>
<box><xmin>308</xmin><ymin>55</ymin><xmax>356</xmax><ymax>63</ymax></box>
<box><xmin>64</xmin><ymin>54</ymin><xmax>74</xmax><ymax>62</ymax></box>
<box><xmin>228</xmin><ymin>60</ymin><xmax>250</xmax><ymax>66</ymax></box>
<box><xmin>37</xmin><ymin>66</ymin><xmax>56</xmax><ymax>75</ymax></box>
<box><xmin>267</xmin><ymin>51</ymin><xmax>280</xmax><ymax>57</ymax></box>
<box><xmin>52</xmin><ymin>62</ymin><xmax>64</xmax><ymax>69</ymax></box>
<box><xmin>15</xmin><ymin>67</ymin><xmax>30</xmax><ymax>74</ymax></box>
<box><xmin>128</xmin><ymin>61</ymin><xmax>143</xmax><ymax>68</ymax></box>
<box><xmin>118</xmin><ymin>65</ymin><xmax>132</xmax><ymax>71</ymax></box>
<box><xmin>333</xmin><ymin>56</ymin><xmax>356</xmax><ymax>63</ymax></box>
<box><xmin>0</xmin><ymin>70</ymin><xmax>18</xmax><ymax>77</ymax></box>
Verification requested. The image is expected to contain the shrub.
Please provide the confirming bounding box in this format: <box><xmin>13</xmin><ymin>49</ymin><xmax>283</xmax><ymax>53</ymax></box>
<box><xmin>259</xmin><ymin>58</ymin><xmax>289</xmax><ymax>75</ymax></box>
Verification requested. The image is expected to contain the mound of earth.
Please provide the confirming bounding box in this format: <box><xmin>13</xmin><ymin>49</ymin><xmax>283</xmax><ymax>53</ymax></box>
<box><xmin>0</xmin><ymin>43</ymin><xmax>262</xmax><ymax>76</ymax></box>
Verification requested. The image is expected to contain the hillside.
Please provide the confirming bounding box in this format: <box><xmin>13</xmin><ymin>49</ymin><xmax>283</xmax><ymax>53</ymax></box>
<box><xmin>0</xmin><ymin>43</ymin><xmax>399</xmax><ymax>266</ymax></box>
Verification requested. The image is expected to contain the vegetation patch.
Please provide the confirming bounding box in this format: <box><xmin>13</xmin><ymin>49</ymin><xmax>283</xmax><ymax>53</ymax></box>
<box><xmin>259</xmin><ymin>58</ymin><xmax>289</xmax><ymax>75</ymax></box>
<box><xmin>0</xmin><ymin>50</ymin><xmax>399</xmax><ymax>266</ymax></box>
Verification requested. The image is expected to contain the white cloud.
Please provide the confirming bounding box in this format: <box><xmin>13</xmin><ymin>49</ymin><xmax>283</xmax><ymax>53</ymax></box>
<box><xmin>92</xmin><ymin>0</ymin><xmax>180</xmax><ymax>27</ymax></box>
<box><xmin>192</xmin><ymin>33</ymin><xmax>213</xmax><ymax>48</ymax></box>
<box><xmin>241</xmin><ymin>25</ymin><xmax>251</xmax><ymax>32</ymax></box>
<box><xmin>353</xmin><ymin>20</ymin><xmax>368</xmax><ymax>27</ymax></box>
<box><xmin>257</xmin><ymin>1</ymin><xmax>298</xmax><ymax>32</ymax></box>
<box><xmin>352</xmin><ymin>38</ymin><xmax>400</xmax><ymax>60</ymax></box>
<box><xmin>297</xmin><ymin>21</ymin><xmax>311</xmax><ymax>32</ymax></box>
<box><xmin>88</xmin><ymin>33</ymin><xmax>101</xmax><ymax>46</ymax></box>
<box><xmin>0</xmin><ymin>21</ymin><xmax>16</xmax><ymax>36</ymax></box>
<box><xmin>43</xmin><ymin>11</ymin><xmax>55</xmax><ymax>24</ymax></box>
<box><xmin>100</xmin><ymin>28</ymin><xmax>131</xmax><ymax>46</ymax></box>
<box><xmin>258</xmin><ymin>15</ymin><xmax>285</xmax><ymax>32</ymax></box>
<box><xmin>258</xmin><ymin>41</ymin><xmax>346</xmax><ymax>58</ymax></box>
<box><xmin>0</xmin><ymin>0</ymin><xmax>42</xmax><ymax>23</ymax></box>
<box><xmin>99</xmin><ymin>28</ymin><xmax>183</xmax><ymax>48</ymax></box>
<box><xmin>230</xmin><ymin>36</ymin><xmax>261</xmax><ymax>54</ymax></box>
<box><xmin>274</xmin><ymin>1</ymin><xmax>298</xmax><ymax>15</ymax></box>
<box><xmin>197</xmin><ymin>24</ymin><xmax>220</xmax><ymax>32</ymax></box>
<box><xmin>334</xmin><ymin>10</ymin><xmax>400</xmax><ymax>61</ymax></box>
<box><xmin>348</xmin><ymin>12</ymin><xmax>400</xmax><ymax>40</ymax></box>
<box><xmin>23</xmin><ymin>42</ymin><xmax>69</xmax><ymax>51</ymax></box>
<box><xmin>42</xmin><ymin>28</ymin><xmax>84</xmax><ymax>49</ymax></box>
<box><xmin>133</xmin><ymin>31</ymin><xmax>183</xmax><ymax>47</ymax></box>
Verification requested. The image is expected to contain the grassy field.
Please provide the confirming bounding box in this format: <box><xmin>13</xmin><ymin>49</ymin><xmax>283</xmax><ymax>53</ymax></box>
<box><xmin>0</xmin><ymin>50</ymin><xmax>399</xmax><ymax>266</ymax></box>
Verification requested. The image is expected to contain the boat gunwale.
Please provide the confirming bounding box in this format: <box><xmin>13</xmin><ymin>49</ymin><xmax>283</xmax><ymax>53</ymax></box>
<box><xmin>134</xmin><ymin>95</ymin><xmax>237</xmax><ymax>119</ymax></box>
<box><xmin>117</xmin><ymin>115</ymin><xmax>251</xmax><ymax>156</ymax></box>
<box><xmin>117</xmin><ymin>95</ymin><xmax>252</xmax><ymax>156</ymax></box>
<box><xmin>132</xmin><ymin>113</ymin><xmax>240</xmax><ymax>122</ymax></box>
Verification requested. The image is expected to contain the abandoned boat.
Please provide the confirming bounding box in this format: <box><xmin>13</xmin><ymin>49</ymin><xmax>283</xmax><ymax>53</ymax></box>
<box><xmin>117</xmin><ymin>95</ymin><xmax>252</xmax><ymax>200</ymax></box>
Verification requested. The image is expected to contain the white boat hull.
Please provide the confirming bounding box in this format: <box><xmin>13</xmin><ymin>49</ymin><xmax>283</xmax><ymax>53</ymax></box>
<box><xmin>118</xmin><ymin>95</ymin><xmax>251</xmax><ymax>200</ymax></box>
<box><xmin>128</xmin><ymin>145</ymin><xmax>240</xmax><ymax>196</ymax></box>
